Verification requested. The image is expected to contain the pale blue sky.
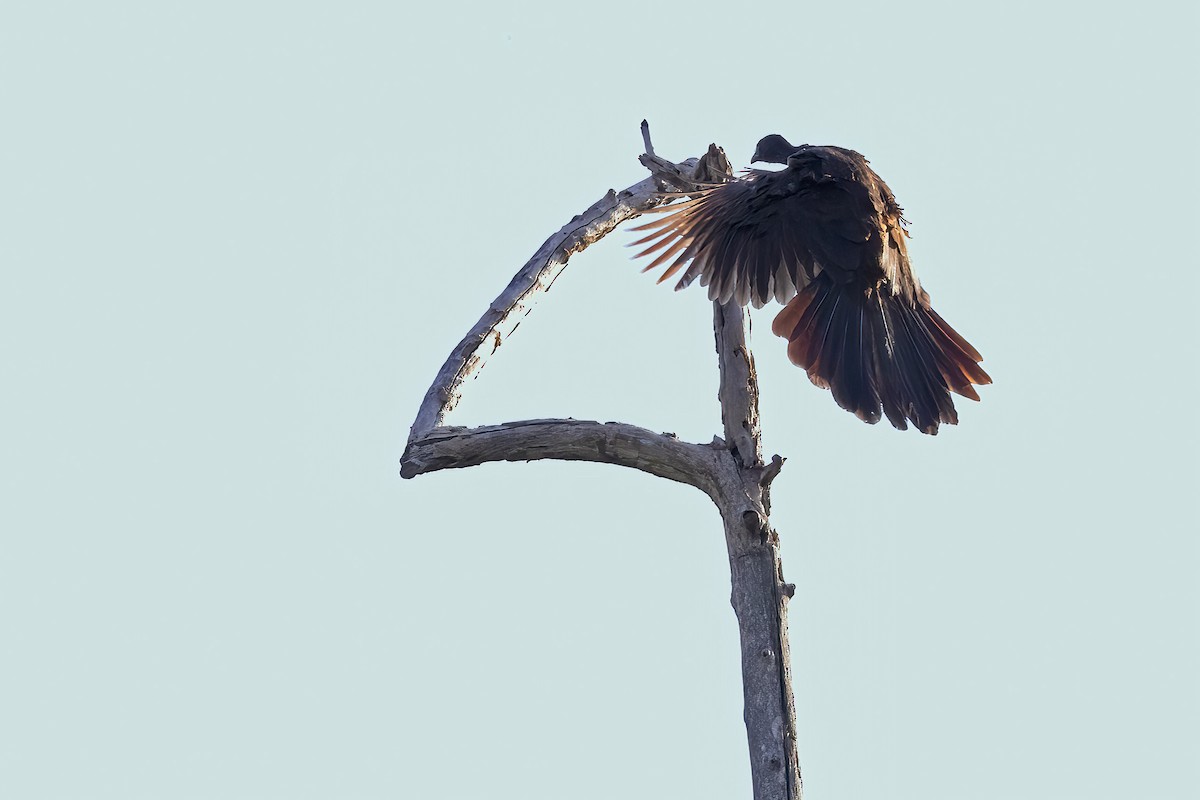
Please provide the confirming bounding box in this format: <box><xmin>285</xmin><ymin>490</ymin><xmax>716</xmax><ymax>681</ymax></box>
<box><xmin>1</xmin><ymin>2</ymin><xmax>1196</xmax><ymax>799</ymax></box>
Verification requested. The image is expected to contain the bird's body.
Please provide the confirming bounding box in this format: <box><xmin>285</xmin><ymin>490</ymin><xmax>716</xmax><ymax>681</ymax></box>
<box><xmin>630</xmin><ymin>134</ymin><xmax>990</xmax><ymax>434</ymax></box>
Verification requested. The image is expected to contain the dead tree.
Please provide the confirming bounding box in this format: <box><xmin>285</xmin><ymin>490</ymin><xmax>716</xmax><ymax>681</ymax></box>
<box><xmin>401</xmin><ymin>123</ymin><xmax>803</xmax><ymax>800</ymax></box>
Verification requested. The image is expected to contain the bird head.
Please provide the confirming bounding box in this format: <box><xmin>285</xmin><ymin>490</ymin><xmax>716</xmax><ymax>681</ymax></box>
<box><xmin>751</xmin><ymin>134</ymin><xmax>798</xmax><ymax>165</ymax></box>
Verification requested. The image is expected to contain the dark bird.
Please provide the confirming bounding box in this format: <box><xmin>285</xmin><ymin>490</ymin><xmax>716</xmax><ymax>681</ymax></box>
<box><xmin>629</xmin><ymin>134</ymin><xmax>991</xmax><ymax>434</ymax></box>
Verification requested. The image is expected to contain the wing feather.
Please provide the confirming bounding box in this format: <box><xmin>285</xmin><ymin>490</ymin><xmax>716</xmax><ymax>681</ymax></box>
<box><xmin>629</xmin><ymin>144</ymin><xmax>989</xmax><ymax>434</ymax></box>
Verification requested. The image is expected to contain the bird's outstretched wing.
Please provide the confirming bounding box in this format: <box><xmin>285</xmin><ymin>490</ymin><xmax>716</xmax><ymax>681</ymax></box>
<box><xmin>629</xmin><ymin>145</ymin><xmax>990</xmax><ymax>434</ymax></box>
<box><xmin>629</xmin><ymin>146</ymin><xmax>917</xmax><ymax>308</ymax></box>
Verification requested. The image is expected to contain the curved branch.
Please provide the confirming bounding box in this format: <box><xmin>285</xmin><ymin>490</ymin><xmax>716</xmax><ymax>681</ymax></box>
<box><xmin>406</xmin><ymin>162</ymin><xmax>698</xmax><ymax>444</ymax></box>
<box><xmin>401</xmin><ymin>418</ymin><xmax>727</xmax><ymax>499</ymax></box>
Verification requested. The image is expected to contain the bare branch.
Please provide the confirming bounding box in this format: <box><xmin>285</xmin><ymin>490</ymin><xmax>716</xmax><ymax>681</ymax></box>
<box><xmin>710</xmin><ymin>300</ymin><xmax>803</xmax><ymax>800</ymax></box>
<box><xmin>401</xmin><ymin>418</ymin><xmax>727</xmax><ymax>499</ymax></box>
<box><xmin>714</xmin><ymin>301</ymin><xmax>763</xmax><ymax>468</ymax></box>
<box><xmin>407</xmin><ymin>168</ymin><xmax>697</xmax><ymax>444</ymax></box>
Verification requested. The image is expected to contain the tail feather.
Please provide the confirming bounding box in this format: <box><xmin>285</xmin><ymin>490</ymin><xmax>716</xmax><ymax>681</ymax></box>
<box><xmin>773</xmin><ymin>276</ymin><xmax>989</xmax><ymax>434</ymax></box>
<box><xmin>922</xmin><ymin>309</ymin><xmax>993</xmax><ymax>391</ymax></box>
<box><xmin>865</xmin><ymin>299</ymin><xmax>911</xmax><ymax>431</ymax></box>
<box><xmin>888</xmin><ymin>298</ymin><xmax>958</xmax><ymax>433</ymax></box>
<box><xmin>792</xmin><ymin>288</ymin><xmax>841</xmax><ymax>385</ymax></box>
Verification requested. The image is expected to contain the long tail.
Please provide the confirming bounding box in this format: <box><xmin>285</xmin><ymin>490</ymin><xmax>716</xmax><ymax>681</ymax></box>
<box><xmin>771</xmin><ymin>276</ymin><xmax>991</xmax><ymax>434</ymax></box>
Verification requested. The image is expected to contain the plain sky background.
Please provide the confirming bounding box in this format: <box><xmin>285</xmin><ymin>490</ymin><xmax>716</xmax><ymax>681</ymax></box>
<box><xmin>2</xmin><ymin>2</ymin><xmax>1197</xmax><ymax>799</ymax></box>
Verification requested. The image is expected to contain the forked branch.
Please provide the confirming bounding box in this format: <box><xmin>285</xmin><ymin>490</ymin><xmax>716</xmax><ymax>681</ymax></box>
<box><xmin>400</xmin><ymin>123</ymin><xmax>802</xmax><ymax>800</ymax></box>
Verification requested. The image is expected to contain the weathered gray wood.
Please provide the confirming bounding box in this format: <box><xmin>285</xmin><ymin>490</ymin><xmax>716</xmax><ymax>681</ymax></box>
<box><xmin>406</xmin><ymin>163</ymin><xmax>696</xmax><ymax>443</ymax></box>
<box><xmin>401</xmin><ymin>418</ymin><xmax>726</xmax><ymax>498</ymax></box>
<box><xmin>400</xmin><ymin>125</ymin><xmax>802</xmax><ymax>800</ymax></box>
<box><xmin>711</xmin><ymin>301</ymin><xmax>802</xmax><ymax>800</ymax></box>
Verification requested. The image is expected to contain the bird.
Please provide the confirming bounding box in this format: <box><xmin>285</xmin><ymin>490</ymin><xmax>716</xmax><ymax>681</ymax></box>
<box><xmin>628</xmin><ymin>134</ymin><xmax>991</xmax><ymax>435</ymax></box>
